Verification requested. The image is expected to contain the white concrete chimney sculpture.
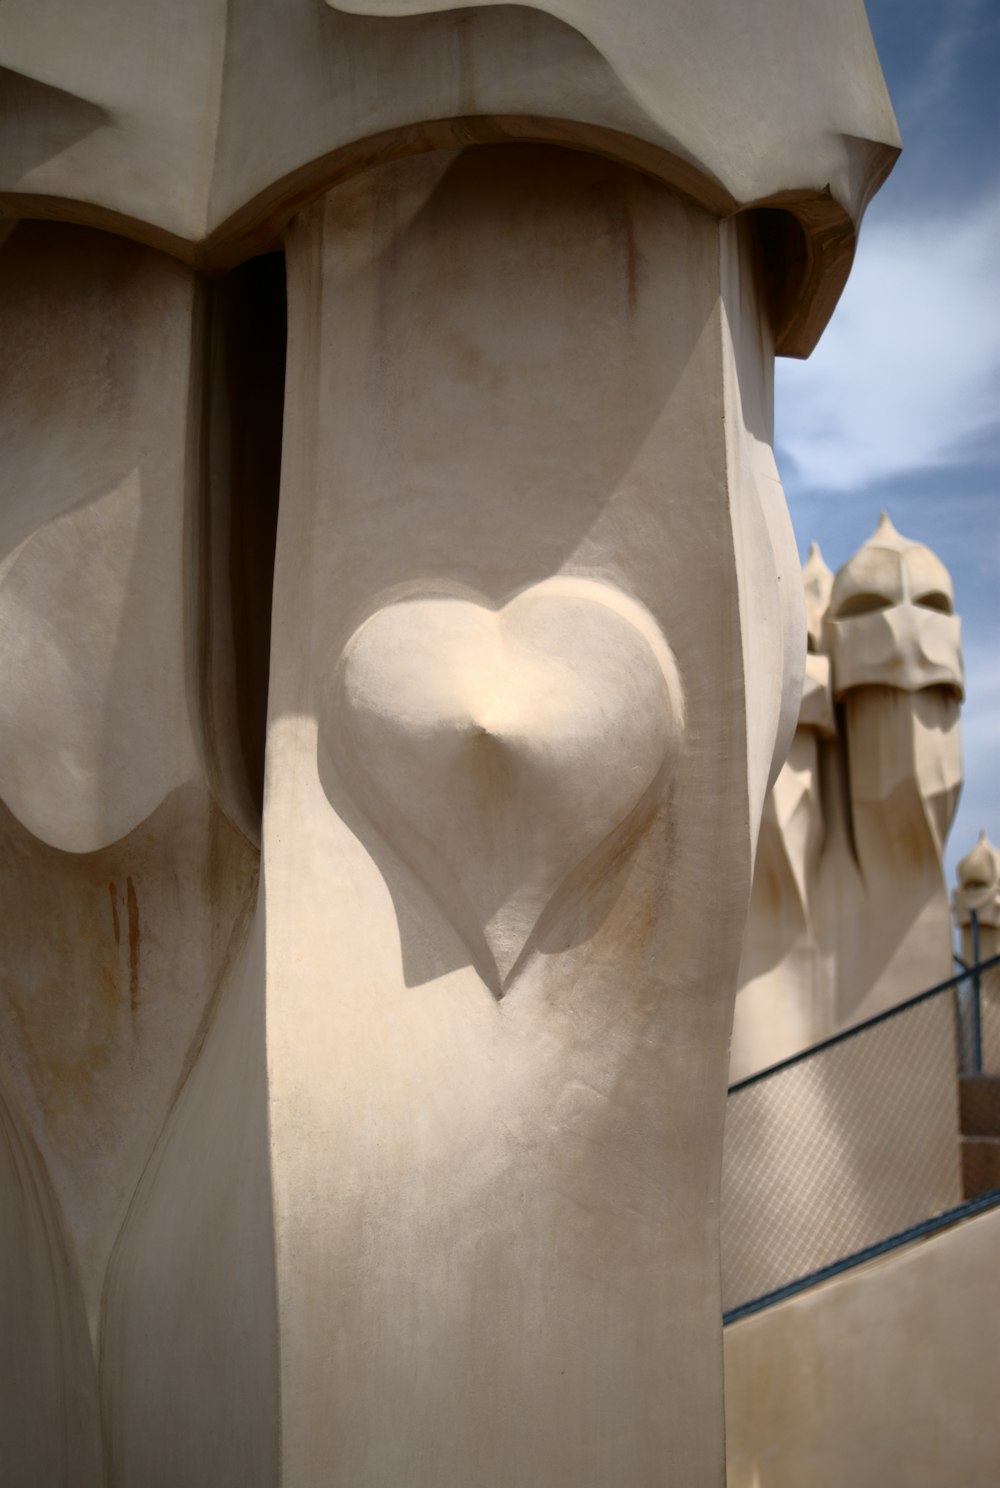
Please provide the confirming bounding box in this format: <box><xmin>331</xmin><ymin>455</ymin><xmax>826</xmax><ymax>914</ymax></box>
<box><xmin>0</xmin><ymin>3</ymin><xmax>899</xmax><ymax>1484</ymax></box>
<box><xmin>732</xmin><ymin>544</ymin><xmax>836</xmax><ymax>1080</ymax></box>
<box><xmin>954</xmin><ymin>833</ymin><xmax>1000</xmax><ymax>1072</ymax></box>
<box><xmin>821</xmin><ymin>513</ymin><xmax>964</xmax><ymax>1027</ymax></box>
<box><xmin>733</xmin><ymin>516</ymin><xmax>965</xmax><ymax>1080</ymax></box>
<box><xmin>729</xmin><ymin>517</ymin><xmax>964</xmax><ymax>1077</ymax></box>
<box><xmin>955</xmin><ymin>833</ymin><xmax>1000</xmax><ymax>943</ymax></box>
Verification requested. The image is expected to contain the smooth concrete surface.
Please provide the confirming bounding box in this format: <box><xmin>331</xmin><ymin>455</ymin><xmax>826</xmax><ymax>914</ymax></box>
<box><xmin>824</xmin><ymin>519</ymin><xmax>963</xmax><ymax>1027</ymax></box>
<box><xmin>257</xmin><ymin>145</ymin><xmax>800</xmax><ymax>1488</ymax></box>
<box><xmin>0</xmin><ymin>221</ymin><xmax>261</xmax><ymax>1485</ymax></box>
<box><xmin>0</xmin><ymin>2</ymin><xmax>901</xmax><ymax>1480</ymax></box>
<box><xmin>732</xmin><ymin>548</ymin><xmax>836</xmax><ymax>1079</ymax></box>
<box><xmin>0</xmin><ymin>0</ymin><xmax>899</xmax><ymax>354</ymax></box>
<box><xmin>725</xmin><ymin>1204</ymin><xmax>1000</xmax><ymax>1488</ymax></box>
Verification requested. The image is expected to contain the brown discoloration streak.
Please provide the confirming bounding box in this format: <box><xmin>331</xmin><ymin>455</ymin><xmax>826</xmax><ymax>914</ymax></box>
<box><xmin>621</xmin><ymin>205</ymin><xmax>639</xmax><ymax>314</ymax></box>
<box><xmin>126</xmin><ymin>876</ymin><xmax>140</xmax><ymax>1013</ymax></box>
<box><xmin>108</xmin><ymin>881</ymin><xmax>121</xmax><ymax>946</ymax></box>
<box><xmin>596</xmin><ymin>180</ymin><xmax>640</xmax><ymax>315</ymax></box>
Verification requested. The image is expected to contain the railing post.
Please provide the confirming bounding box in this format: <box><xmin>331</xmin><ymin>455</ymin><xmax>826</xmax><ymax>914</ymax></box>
<box><xmin>971</xmin><ymin>909</ymin><xmax>983</xmax><ymax>1075</ymax></box>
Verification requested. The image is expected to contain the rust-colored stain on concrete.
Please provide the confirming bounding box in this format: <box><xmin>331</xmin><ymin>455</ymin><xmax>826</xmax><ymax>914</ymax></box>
<box><xmin>126</xmin><ymin>876</ymin><xmax>140</xmax><ymax>1013</ymax></box>
<box><xmin>621</xmin><ymin>206</ymin><xmax>639</xmax><ymax>314</ymax></box>
<box><xmin>595</xmin><ymin>179</ymin><xmax>640</xmax><ymax>317</ymax></box>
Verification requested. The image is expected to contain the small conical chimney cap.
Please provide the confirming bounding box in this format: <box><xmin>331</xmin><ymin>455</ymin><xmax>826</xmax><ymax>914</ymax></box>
<box><xmin>831</xmin><ymin>511</ymin><xmax>954</xmax><ymax>617</ymax></box>
<box><xmin>802</xmin><ymin>543</ymin><xmax>833</xmax><ymax>650</ymax></box>
<box><xmin>958</xmin><ymin>832</ymin><xmax>999</xmax><ymax>891</ymax></box>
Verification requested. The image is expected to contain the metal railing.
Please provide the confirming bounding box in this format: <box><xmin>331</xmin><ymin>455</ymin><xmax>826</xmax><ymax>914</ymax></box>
<box><xmin>721</xmin><ymin>951</ymin><xmax>1000</xmax><ymax>1324</ymax></box>
<box><xmin>955</xmin><ymin>912</ymin><xmax>1000</xmax><ymax>1075</ymax></box>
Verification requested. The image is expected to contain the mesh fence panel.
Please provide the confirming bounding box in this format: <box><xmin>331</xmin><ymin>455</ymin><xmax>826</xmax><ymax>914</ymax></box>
<box><xmin>720</xmin><ymin>987</ymin><xmax>964</xmax><ymax>1315</ymax></box>
<box><xmin>980</xmin><ymin>967</ymin><xmax>1000</xmax><ymax>1075</ymax></box>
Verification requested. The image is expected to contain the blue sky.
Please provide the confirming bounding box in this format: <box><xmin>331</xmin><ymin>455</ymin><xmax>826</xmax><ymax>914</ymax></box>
<box><xmin>774</xmin><ymin>0</ymin><xmax>1000</xmax><ymax>886</ymax></box>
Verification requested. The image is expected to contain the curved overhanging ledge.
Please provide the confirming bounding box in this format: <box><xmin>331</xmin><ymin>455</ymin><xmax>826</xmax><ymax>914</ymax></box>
<box><xmin>0</xmin><ymin>0</ymin><xmax>899</xmax><ymax>358</ymax></box>
<box><xmin>0</xmin><ymin>120</ymin><xmax>898</xmax><ymax>362</ymax></box>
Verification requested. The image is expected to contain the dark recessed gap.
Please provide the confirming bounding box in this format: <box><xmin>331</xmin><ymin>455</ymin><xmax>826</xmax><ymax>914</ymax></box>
<box><xmin>752</xmin><ymin>208</ymin><xmax>808</xmax><ymax>344</ymax></box>
<box><xmin>205</xmin><ymin>251</ymin><xmax>286</xmax><ymax>834</ymax></box>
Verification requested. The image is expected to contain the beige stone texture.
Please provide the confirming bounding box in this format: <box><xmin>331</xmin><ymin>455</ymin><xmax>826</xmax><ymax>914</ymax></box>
<box><xmin>732</xmin><ymin>548</ymin><xmax>836</xmax><ymax>1080</ymax></box>
<box><xmin>954</xmin><ymin>831</ymin><xmax>1000</xmax><ymax>933</ymax></box>
<box><xmin>0</xmin><ymin>224</ymin><xmax>199</xmax><ymax>851</ymax></box>
<box><xmin>0</xmin><ymin>1088</ymin><xmax>100</xmax><ymax>1487</ymax></box>
<box><xmin>0</xmin><ymin>0</ymin><xmax>898</xmax><ymax>354</ymax></box>
<box><xmin>0</xmin><ymin>2</ymin><xmax>901</xmax><ymax>1481</ymax></box>
<box><xmin>100</xmin><ymin>916</ymin><xmax>278</xmax><ymax>1487</ymax></box>
<box><xmin>821</xmin><ymin>516</ymin><xmax>963</xmax><ymax>1027</ymax></box>
<box><xmin>826</xmin><ymin>512</ymin><xmax>963</xmax><ymax>700</ymax></box>
<box><xmin>725</xmin><ymin>1205</ymin><xmax>1000</xmax><ymax>1488</ymax></box>
<box><xmin>0</xmin><ymin>221</ymin><xmax>261</xmax><ymax>1484</ymax></box>
<box><xmin>247</xmin><ymin>145</ymin><xmax>800</xmax><ymax>1488</ymax></box>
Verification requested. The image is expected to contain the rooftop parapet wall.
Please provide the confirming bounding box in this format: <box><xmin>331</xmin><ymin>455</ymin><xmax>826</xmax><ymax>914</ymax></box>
<box><xmin>725</xmin><ymin>1204</ymin><xmax>1000</xmax><ymax>1488</ymax></box>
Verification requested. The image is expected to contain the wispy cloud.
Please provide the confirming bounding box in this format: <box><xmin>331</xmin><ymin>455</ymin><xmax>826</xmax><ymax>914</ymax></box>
<box><xmin>895</xmin><ymin>0</ymin><xmax>983</xmax><ymax>125</ymax></box>
<box><xmin>779</xmin><ymin>0</ymin><xmax>1000</xmax><ymax>892</ymax></box>
<box><xmin>775</xmin><ymin>189</ymin><xmax>1000</xmax><ymax>493</ymax></box>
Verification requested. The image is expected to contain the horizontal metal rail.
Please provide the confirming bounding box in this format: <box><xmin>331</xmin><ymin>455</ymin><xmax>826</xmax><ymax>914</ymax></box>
<box><xmin>723</xmin><ymin>1189</ymin><xmax>1000</xmax><ymax>1326</ymax></box>
<box><xmin>728</xmin><ymin>951</ymin><xmax>1000</xmax><ymax>1096</ymax></box>
<box><xmin>722</xmin><ymin>950</ymin><xmax>1000</xmax><ymax>1321</ymax></box>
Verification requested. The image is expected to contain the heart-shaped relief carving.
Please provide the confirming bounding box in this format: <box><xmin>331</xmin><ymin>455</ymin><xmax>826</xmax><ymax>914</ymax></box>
<box><xmin>322</xmin><ymin>577</ymin><xmax>684</xmax><ymax>992</ymax></box>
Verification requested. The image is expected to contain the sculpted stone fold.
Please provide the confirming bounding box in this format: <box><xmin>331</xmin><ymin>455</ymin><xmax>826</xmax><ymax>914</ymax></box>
<box><xmin>326</xmin><ymin>579</ymin><xmax>684</xmax><ymax>988</ymax></box>
<box><xmin>731</xmin><ymin>546</ymin><xmax>833</xmax><ymax>1081</ymax></box>
<box><xmin>955</xmin><ymin>833</ymin><xmax>1000</xmax><ymax>931</ymax></box>
<box><xmin>0</xmin><ymin>3</ymin><xmax>900</xmax><ymax>1482</ymax></box>
<box><xmin>0</xmin><ymin>225</ymin><xmax>200</xmax><ymax>852</ymax></box>
<box><xmin>257</xmin><ymin>146</ymin><xmax>796</xmax><ymax>1487</ymax></box>
<box><xmin>1</xmin><ymin>0</ymin><xmax>898</xmax><ymax>353</ymax></box>
<box><xmin>827</xmin><ymin>513</ymin><xmax>964</xmax><ymax>699</ymax></box>
<box><xmin>0</xmin><ymin>221</ymin><xmax>261</xmax><ymax>1484</ymax></box>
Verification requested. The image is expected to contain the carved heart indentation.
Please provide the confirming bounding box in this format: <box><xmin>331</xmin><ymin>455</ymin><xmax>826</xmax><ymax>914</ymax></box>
<box><xmin>323</xmin><ymin>578</ymin><xmax>683</xmax><ymax>991</ymax></box>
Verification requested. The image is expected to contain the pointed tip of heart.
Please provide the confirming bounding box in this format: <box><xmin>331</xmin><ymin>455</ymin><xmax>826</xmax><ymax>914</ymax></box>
<box><xmin>483</xmin><ymin>909</ymin><xmax>537</xmax><ymax>994</ymax></box>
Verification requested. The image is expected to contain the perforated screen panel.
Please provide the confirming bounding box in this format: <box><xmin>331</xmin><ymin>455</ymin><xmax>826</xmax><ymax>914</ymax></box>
<box><xmin>721</xmin><ymin>989</ymin><xmax>963</xmax><ymax>1315</ymax></box>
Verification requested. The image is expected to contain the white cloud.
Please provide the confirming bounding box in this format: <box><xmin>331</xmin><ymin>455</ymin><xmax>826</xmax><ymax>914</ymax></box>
<box><xmin>895</xmin><ymin>0</ymin><xmax>981</xmax><ymax>125</ymax></box>
<box><xmin>775</xmin><ymin>189</ymin><xmax>1000</xmax><ymax>492</ymax></box>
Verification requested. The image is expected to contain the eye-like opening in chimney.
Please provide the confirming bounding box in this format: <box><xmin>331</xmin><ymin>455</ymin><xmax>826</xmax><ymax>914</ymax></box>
<box><xmin>751</xmin><ymin>207</ymin><xmax>810</xmax><ymax>351</ymax></box>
